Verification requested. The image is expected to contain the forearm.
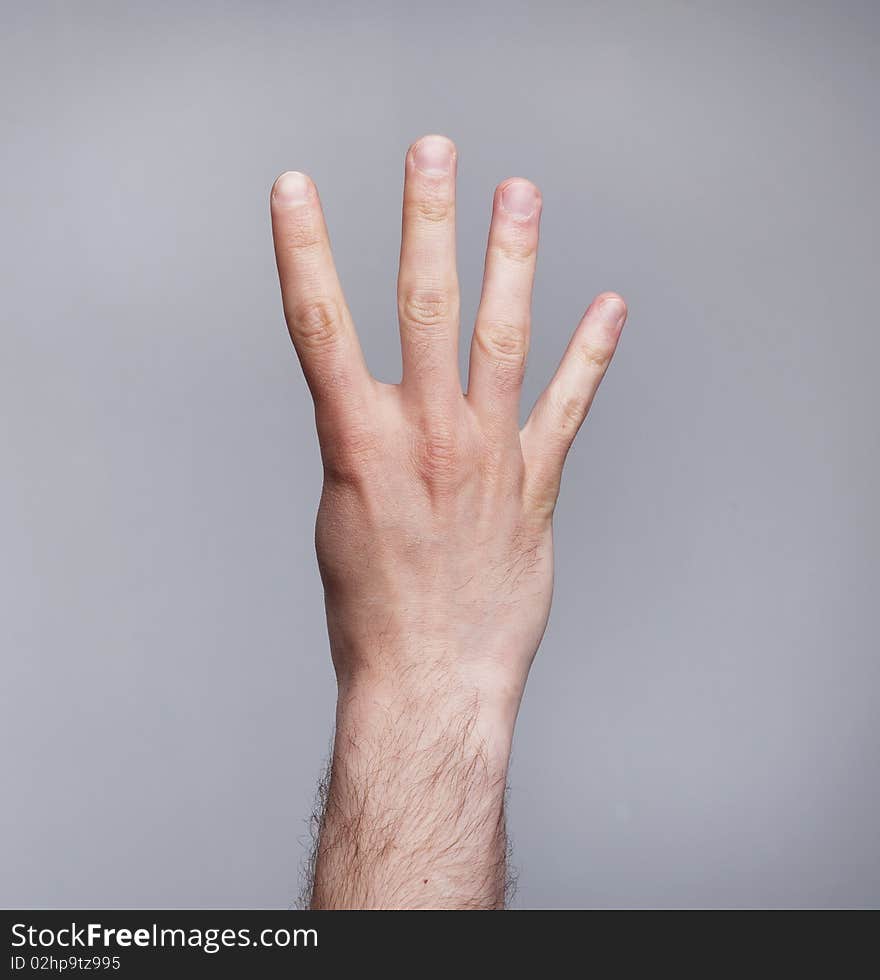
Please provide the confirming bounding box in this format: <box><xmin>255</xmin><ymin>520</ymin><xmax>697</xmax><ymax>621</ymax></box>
<box><xmin>309</xmin><ymin>668</ymin><xmax>518</xmax><ymax>910</ymax></box>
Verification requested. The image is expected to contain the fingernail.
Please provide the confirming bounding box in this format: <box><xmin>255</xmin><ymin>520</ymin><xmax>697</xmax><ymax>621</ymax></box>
<box><xmin>273</xmin><ymin>171</ymin><xmax>310</xmax><ymax>205</ymax></box>
<box><xmin>599</xmin><ymin>295</ymin><xmax>627</xmax><ymax>328</ymax></box>
<box><xmin>413</xmin><ymin>136</ymin><xmax>453</xmax><ymax>175</ymax></box>
<box><xmin>501</xmin><ymin>181</ymin><xmax>539</xmax><ymax>219</ymax></box>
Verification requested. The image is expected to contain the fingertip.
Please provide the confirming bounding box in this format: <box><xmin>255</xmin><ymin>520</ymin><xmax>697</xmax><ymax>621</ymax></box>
<box><xmin>592</xmin><ymin>292</ymin><xmax>628</xmax><ymax>328</ymax></box>
<box><xmin>409</xmin><ymin>134</ymin><xmax>457</xmax><ymax>175</ymax></box>
<box><xmin>411</xmin><ymin>132</ymin><xmax>456</xmax><ymax>150</ymax></box>
<box><xmin>497</xmin><ymin>178</ymin><xmax>541</xmax><ymax>220</ymax></box>
<box><xmin>271</xmin><ymin>170</ymin><xmax>314</xmax><ymax>207</ymax></box>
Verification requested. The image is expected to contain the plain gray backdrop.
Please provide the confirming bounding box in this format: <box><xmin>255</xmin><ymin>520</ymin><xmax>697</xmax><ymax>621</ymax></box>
<box><xmin>2</xmin><ymin>0</ymin><xmax>878</xmax><ymax>909</ymax></box>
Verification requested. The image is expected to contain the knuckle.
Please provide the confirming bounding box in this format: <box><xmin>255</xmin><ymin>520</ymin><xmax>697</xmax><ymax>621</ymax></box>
<box><xmin>554</xmin><ymin>391</ymin><xmax>587</xmax><ymax>431</ymax></box>
<box><xmin>474</xmin><ymin>319</ymin><xmax>528</xmax><ymax>367</ymax></box>
<box><xmin>414</xmin><ymin>194</ymin><xmax>451</xmax><ymax>223</ymax></box>
<box><xmin>322</xmin><ymin>424</ymin><xmax>380</xmax><ymax>484</ymax></box>
<box><xmin>494</xmin><ymin>235</ymin><xmax>536</xmax><ymax>263</ymax></box>
<box><xmin>399</xmin><ymin>288</ymin><xmax>451</xmax><ymax>329</ymax></box>
<box><xmin>523</xmin><ymin>473</ymin><xmax>558</xmax><ymax>522</ymax></box>
<box><xmin>578</xmin><ymin>340</ymin><xmax>613</xmax><ymax>372</ymax></box>
<box><xmin>289</xmin><ymin>297</ymin><xmax>341</xmax><ymax>353</ymax></box>
<box><xmin>279</xmin><ymin>205</ymin><xmax>321</xmax><ymax>251</ymax></box>
<box><xmin>412</xmin><ymin>425</ymin><xmax>462</xmax><ymax>485</ymax></box>
<box><xmin>282</xmin><ymin>222</ymin><xmax>322</xmax><ymax>253</ymax></box>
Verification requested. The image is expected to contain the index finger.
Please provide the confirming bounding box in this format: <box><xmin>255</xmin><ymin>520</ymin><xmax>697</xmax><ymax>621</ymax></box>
<box><xmin>270</xmin><ymin>171</ymin><xmax>372</xmax><ymax>417</ymax></box>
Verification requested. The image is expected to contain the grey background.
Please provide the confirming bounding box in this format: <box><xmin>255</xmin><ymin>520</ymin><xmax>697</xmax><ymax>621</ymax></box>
<box><xmin>2</xmin><ymin>0</ymin><xmax>878</xmax><ymax>909</ymax></box>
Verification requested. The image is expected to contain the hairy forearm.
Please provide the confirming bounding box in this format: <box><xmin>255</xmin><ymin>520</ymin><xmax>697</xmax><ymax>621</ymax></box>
<box><xmin>308</xmin><ymin>670</ymin><xmax>516</xmax><ymax>910</ymax></box>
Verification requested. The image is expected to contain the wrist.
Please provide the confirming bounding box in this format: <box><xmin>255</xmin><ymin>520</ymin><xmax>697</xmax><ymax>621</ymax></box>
<box><xmin>334</xmin><ymin>659</ymin><xmax>524</xmax><ymax>769</ymax></box>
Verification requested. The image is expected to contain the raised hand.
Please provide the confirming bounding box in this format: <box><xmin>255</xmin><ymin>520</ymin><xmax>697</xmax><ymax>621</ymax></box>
<box><xmin>270</xmin><ymin>135</ymin><xmax>627</xmax><ymax>909</ymax></box>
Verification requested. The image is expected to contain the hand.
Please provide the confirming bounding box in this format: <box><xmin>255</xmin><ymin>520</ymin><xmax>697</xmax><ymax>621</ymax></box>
<box><xmin>270</xmin><ymin>135</ymin><xmax>627</xmax><ymax>908</ymax></box>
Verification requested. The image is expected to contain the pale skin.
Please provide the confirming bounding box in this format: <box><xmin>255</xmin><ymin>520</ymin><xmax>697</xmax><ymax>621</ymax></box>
<box><xmin>270</xmin><ymin>135</ymin><xmax>627</xmax><ymax>909</ymax></box>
